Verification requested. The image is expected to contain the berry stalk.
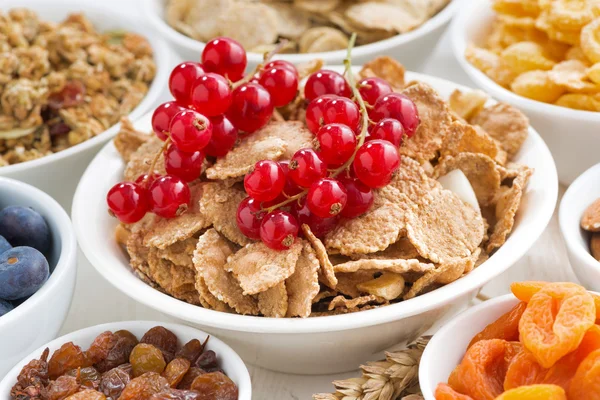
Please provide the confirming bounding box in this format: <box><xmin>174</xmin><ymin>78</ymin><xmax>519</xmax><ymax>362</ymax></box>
<box><xmin>231</xmin><ymin>40</ymin><xmax>290</xmax><ymax>89</ymax></box>
<box><xmin>145</xmin><ymin>137</ymin><xmax>171</xmax><ymax>186</ymax></box>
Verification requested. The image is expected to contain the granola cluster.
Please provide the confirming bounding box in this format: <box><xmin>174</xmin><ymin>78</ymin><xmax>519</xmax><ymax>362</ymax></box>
<box><xmin>0</xmin><ymin>9</ymin><xmax>156</xmax><ymax>167</ymax></box>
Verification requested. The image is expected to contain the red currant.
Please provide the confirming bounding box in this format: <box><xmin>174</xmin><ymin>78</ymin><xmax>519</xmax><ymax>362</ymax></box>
<box><xmin>357</xmin><ymin>77</ymin><xmax>392</xmax><ymax>107</ymax></box>
<box><xmin>164</xmin><ymin>145</ymin><xmax>204</xmax><ymax>182</ymax></box>
<box><xmin>244</xmin><ymin>160</ymin><xmax>285</xmax><ymax>202</ymax></box>
<box><xmin>264</xmin><ymin>60</ymin><xmax>297</xmax><ymax>74</ymax></box>
<box><xmin>292</xmin><ymin>198</ymin><xmax>338</xmax><ymax>238</ymax></box>
<box><xmin>372</xmin><ymin>93</ymin><xmax>420</xmax><ymax>137</ymax></box>
<box><xmin>135</xmin><ymin>173</ymin><xmax>160</xmax><ymax>188</ymax></box>
<box><xmin>152</xmin><ymin>102</ymin><xmax>187</xmax><ymax>141</ymax></box>
<box><xmin>258</xmin><ymin>66</ymin><xmax>299</xmax><ymax>108</ymax></box>
<box><xmin>236</xmin><ymin>197</ymin><xmax>265</xmax><ymax>240</ymax></box>
<box><xmin>169</xmin><ymin>110</ymin><xmax>212</xmax><ymax>152</ymax></box>
<box><xmin>148</xmin><ymin>175</ymin><xmax>191</xmax><ymax>218</ymax></box>
<box><xmin>338</xmin><ymin>176</ymin><xmax>374</xmax><ymax>218</ymax></box>
<box><xmin>305</xmin><ymin>94</ymin><xmax>339</xmax><ymax>134</ymax></box>
<box><xmin>369</xmin><ymin>118</ymin><xmax>404</xmax><ymax>147</ymax></box>
<box><xmin>279</xmin><ymin>160</ymin><xmax>303</xmax><ymax>197</ymax></box>
<box><xmin>322</xmin><ymin>97</ymin><xmax>360</xmax><ymax>132</ymax></box>
<box><xmin>107</xmin><ymin>182</ymin><xmax>149</xmax><ymax>223</ymax></box>
<box><xmin>288</xmin><ymin>148</ymin><xmax>327</xmax><ymax>188</ymax></box>
<box><xmin>353</xmin><ymin>139</ymin><xmax>401</xmax><ymax>188</ymax></box>
<box><xmin>306</xmin><ymin>178</ymin><xmax>347</xmax><ymax>218</ymax></box>
<box><xmin>316</xmin><ymin>123</ymin><xmax>356</xmax><ymax>167</ymax></box>
<box><xmin>201</xmin><ymin>37</ymin><xmax>247</xmax><ymax>81</ymax></box>
<box><xmin>189</xmin><ymin>73</ymin><xmax>232</xmax><ymax>117</ymax></box>
<box><xmin>304</xmin><ymin>70</ymin><xmax>351</xmax><ymax>101</ymax></box>
<box><xmin>259</xmin><ymin>210</ymin><xmax>299</xmax><ymax>250</ymax></box>
<box><xmin>169</xmin><ymin>62</ymin><xmax>205</xmax><ymax>106</ymax></box>
<box><xmin>227</xmin><ymin>82</ymin><xmax>274</xmax><ymax>133</ymax></box>
<box><xmin>203</xmin><ymin>115</ymin><xmax>238</xmax><ymax>157</ymax></box>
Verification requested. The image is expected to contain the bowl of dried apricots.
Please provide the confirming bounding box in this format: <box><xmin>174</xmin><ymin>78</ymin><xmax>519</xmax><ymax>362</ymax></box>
<box><xmin>451</xmin><ymin>0</ymin><xmax>600</xmax><ymax>185</ymax></box>
<box><xmin>420</xmin><ymin>281</ymin><xmax>600</xmax><ymax>400</ymax></box>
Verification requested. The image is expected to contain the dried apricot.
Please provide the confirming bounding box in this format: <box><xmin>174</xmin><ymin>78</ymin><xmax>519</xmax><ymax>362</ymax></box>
<box><xmin>568</xmin><ymin>349</ymin><xmax>600</xmax><ymax>399</ymax></box>
<box><xmin>48</xmin><ymin>342</ymin><xmax>92</xmax><ymax>380</ymax></box>
<box><xmin>468</xmin><ymin>302</ymin><xmax>527</xmax><ymax>348</ymax></box>
<box><xmin>435</xmin><ymin>383</ymin><xmax>474</xmax><ymax>399</ymax></box>
<box><xmin>496</xmin><ymin>384</ymin><xmax>566</xmax><ymax>399</ymax></box>
<box><xmin>519</xmin><ymin>282</ymin><xmax>595</xmax><ymax>368</ymax></box>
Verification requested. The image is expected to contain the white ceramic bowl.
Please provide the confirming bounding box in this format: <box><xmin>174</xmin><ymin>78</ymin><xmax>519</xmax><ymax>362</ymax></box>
<box><xmin>450</xmin><ymin>0</ymin><xmax>600</xmax><ymax>185</ymax></box>
<box><xmin>0</xmin><ymin>177</ymin><xmax>77</xmax><ymax>378</ymax></box>
<box><xmin>419</xmin><ymin>294</ymin><xmax>518</xmax><ymax>400</ymax></box>
<box><xmin>0</xmin><ymin>0</ymin><xmax>171</xmax><ymax>210</ymax></box>
<box><xmin>0</xmin><ymin>320</ymin><xmax>252</xmax><ymax>399</ymax></box>
<box><xmin>559</xmin><ymin>163</ymin><xmax>600</xmax><ymax>291</ymax></box>
<box><xmin>143</xmin><ymin>0</ymin><xmax>461</xmax><ymax>71</ymax></box>
<box><xmin>72</xmin><ymin>70</ymin><xmax>558</xmax><ymax>375</ymax></box>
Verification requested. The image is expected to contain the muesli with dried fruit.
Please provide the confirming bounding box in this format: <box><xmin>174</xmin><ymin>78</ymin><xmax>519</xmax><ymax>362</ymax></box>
<box><xmin>0</xmin><ymin>9</ymin><xmax>156</xmax><ymax>167</ymax></box>
<box><xmin>107</xmin><ymin>35</ymin><xmax>533</xmax><ymax>318</ymax></box>
<box><xmin>580</xmin><ymin>197</ymin><xmax>600</xmax><ymax>261</ymax></box>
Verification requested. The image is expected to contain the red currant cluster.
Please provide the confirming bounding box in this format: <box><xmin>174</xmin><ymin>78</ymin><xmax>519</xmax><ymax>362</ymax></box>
<box><xmin>107</xmin><ymin>37</ymin><xmax>300</xmax><ymax>224</ymax></box>
<box><xmin>236</xmin><ymin>67</ymin><xmax>420</xmax><ymax>251</ymax></box>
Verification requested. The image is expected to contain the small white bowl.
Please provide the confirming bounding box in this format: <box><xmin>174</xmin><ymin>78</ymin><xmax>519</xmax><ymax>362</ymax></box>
<box><xmin>419</xmin><ymin>294</ymin><xmax>518</xmax><ymax>400</ymax></box>
<box><xmin>450</xmin><ymin>0</ymin><xmax>600</xmax><ymax>185</ymax></box>
<box><xmin>0</xmin><ymin>177</ymin><xmax>77</xmax><ymax>377</ymax></box>
<box><xmin>0</xmin><ymin>320</ymin><xmax>252</xmax><ymax>399</ymax></box>
<box><xmin>72</xmin><ymin>70</ymin><xmax>558</xmax><ymax>375</ymax></box>
<box><xmin>0</xmin><ymin>0</ymin><xmax>171</xmax><ymax>209</ymax></box>
<box><xmin>559</xmin><ymin>163</ymin><xmax>600</xmax><ymax>291</ymax></box>
<box><xmin>143</xmin><ymin>0</ymin><xmax>461</xmax><ymax>71</ymax></box>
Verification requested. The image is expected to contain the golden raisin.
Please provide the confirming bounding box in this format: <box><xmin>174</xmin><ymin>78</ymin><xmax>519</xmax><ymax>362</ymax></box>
<box><xmin>190</xmin><ymin>371</ymin><xmax>238</xmax><ymax>400</ymax></box>
<box><xmin>162</xmin><ymin>358</ymin><xmax>191</xmax><ymax>388</ymax></box>
<box><xmin>130</xmin><ymin>344</ymin><xmax>166</xmax><ymax>377</ymax></box>
<box><xmin>48</xmin><ymin>342</ymin><xmax>92</xmax><ymax>380</ymax></box>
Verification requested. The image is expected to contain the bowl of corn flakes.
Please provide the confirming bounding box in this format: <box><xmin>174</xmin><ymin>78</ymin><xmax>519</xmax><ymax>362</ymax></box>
<box><xmin>0</xmin><ymin>0</ymin><xmax>171</xmax><ymax>209</ymax></box>
<box><xmin>451</xmin><ymin>0</ymin><xmax>600</xmax><ymax>185</ymax></box>
<box><xmin>143</xmin><ymin>0</ymin><xmax>460</xmax><ymax>70</ymax></box>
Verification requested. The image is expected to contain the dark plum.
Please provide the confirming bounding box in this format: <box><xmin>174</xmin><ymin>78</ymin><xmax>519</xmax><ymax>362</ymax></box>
<box><xmin>0</xmin><ymin>247</ymin><xmax>49</xmax><ymax>300</ymax></box>
<box><xmin>0</xmin><ymin>206</ymin><xmax>51</xmax><ymax>255</ymax></box>
<box><xmin>0</xmin><ymin>235</ymin><xmax>11</xmax><ymax>255</ymax></box>
<box><xmin>0</xmin><ymin>299</ymin><xmax>13</xmax><ymax>316</ymax></box>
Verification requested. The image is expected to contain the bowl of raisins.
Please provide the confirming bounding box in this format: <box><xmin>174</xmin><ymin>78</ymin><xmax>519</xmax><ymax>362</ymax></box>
<box><xmin>0</xmin><ymin>321</ymin><xmax>251</xmax><ymax>400</ymax></box>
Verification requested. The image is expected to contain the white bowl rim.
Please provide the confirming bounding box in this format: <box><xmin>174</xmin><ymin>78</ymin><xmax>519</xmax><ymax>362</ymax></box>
<box><xmin>0</xmin><ymin>320</ymin><xmax>252</xmax><ymax>399</ymax></box>
<box><xmin>450</xmin><ymin>0</ymin><xmax>600</xmax><ymax>121</ymax></box>
<box><xmin>0</xmin><ymin>177</ymin><xmax>77</xmax><ymax>330</ymax></box>
<box><xmin>142</xmin><ymin>0</ymin><xmax>461</xmax><ymax>63</ymax></box>
<box><xmin>0</xmin><ymin>0</ymin><xmax>171</xmax><ymax>175</ymax></box>
<box><xmin>73</xmin><ymin>69</ymin><xmax>558</xmax><ymax>335</ymax></box>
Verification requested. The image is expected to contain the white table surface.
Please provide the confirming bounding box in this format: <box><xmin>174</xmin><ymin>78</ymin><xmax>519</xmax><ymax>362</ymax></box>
<box><xmin>57</xmin><ymin>3</ymin><xmax>577</xmax><ymax>399</ymax></box>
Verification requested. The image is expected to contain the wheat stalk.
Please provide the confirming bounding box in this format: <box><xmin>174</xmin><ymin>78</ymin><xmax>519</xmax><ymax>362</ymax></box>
<box><xmin>313</xmin><ymin>337</ymin><xmax>430</xmax><ymax>400</ymax></box>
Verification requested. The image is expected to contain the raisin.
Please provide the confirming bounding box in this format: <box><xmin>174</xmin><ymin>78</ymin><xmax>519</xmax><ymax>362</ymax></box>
<box><xmin>149</xmin><ymin>389</ymin><xmax>202</xmax><ymax>400</ymax></box>
<box><xmin>49</xmin><ymin>343</ymin><xmax>92</xmax><ymax>380</ymax></box>
<box><xmin>87</xmin><ymin>331</ymin><xmax>118</xmax><ymax>364</ymax></box>
<box><xmin>141</xmin><ymin>327</ymin><xmax>178</xmax><ymax>362</ymax></box>
<box><xmin>46</xmin><ymin>375</ymin><xmax>80</xmax><ymax>400</ymax></box>
<box><xmin>175</xmin><ymin>339</ymin><xmax>207</xmax><ymax>364</ymax></box>
<box><xmin>11</xmin><ymin>348</ymin><xmax>49</xmax><ymax>399</ymax></box>
<box><xmin>100</xmin><ymin>366</ymin><xmax>132</xmax><ymax>399</ymax></box>
<box><xmin>177</xmin><ymin>368</ymin><xmax>206</xmax><ymax>390</ymax></box>
<box><xmin>130</xmin><ymin>344</ymin><xmax>167</xmax><ymax>377</ymax></box>
<box><xmin>96</xmin><ymin>332</ymin><xmax>138</xmax><ymax>373</ymax></box>
<box><xmin>47</xmin><ymin>80</ymin><xmax>86</xmax><ymax>110</ymax></box>
<box><xmin>190</xmin><ymin>372</ymin><xmax>238</xmax><ymax>400</ymax></box>
<box><xmin>162</xmin><ymin>358</ymin><xmax>191</xmax><ymax>388</ymax></box>
<box><xmin>119</xmin><ymin>372</ymin><xmax>169</xmax><ymax>400</ymax></box>
<box><xmin>195</xmin><ymin>351</ymin><xmax>218</xmax><ymax>371</ymax></box>
<box><xmin>66</xmin><ymin>367</ymin><xmax>102</xmax><ymax>390</ymax></box>
<box><xmin>65</xmin><ymin>389</ymin><xmax>107</xmax><ymax>399</ymax></box>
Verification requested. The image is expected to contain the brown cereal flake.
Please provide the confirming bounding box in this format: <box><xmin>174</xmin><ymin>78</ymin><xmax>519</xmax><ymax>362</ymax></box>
<box><xmin>123</xmin><ymin>137</ymin><xmax>166</xmax><ymax>182</ymax></box>
<box><xmin>113</xmin><ymin>118</ymin><xmax>149</xmax><ymax>163</ymax></box>
<box><xmin>199</xmin><ymin>182</ymin><xmax>250</xmax><ymax>246</ymax></box>
<box><xmin>332</xmin><ymin>257</ymin><xmax>434</xmax><ymax>275</ymax></box>
<box><xmin>470</xmin><ymin>102</ymin><xmax>529</xmax><ymax>158</ymax></box>
<box><xmin>327</xmin><ymin>294</ymin><xmax>387</xmax><ymax>311</ymax></box>
<box><xmin>171</xmin><ymin>263</ymin><xmax>201</xmax><ymax>305</ymax></box>
<box><xmin>258</xmin><ymin>281</ymin><xmax>288</xmax><ymax>318</ymax></box>
<box><xmin>581</xmin><ymin>199</ymin><xmax>600</xmax><ymax>232</ymax></box>
<box><xmin>334</xmin><ymin>271</ymin><xmax>379</xmax><ymax>298</ymax></box>
<box><xmin>156</xmin><ymin>237</ymin><xmax>197</xmax><ymax>269</ymax></box>
<box><xmin>435</xmin><ymin>248</ymin><xmax>481</xmax><ymax>285</ymax></box>
<box><xmin>345</xmin><ymin>3</ymin><xmax>424</xmax><ymax>34</ymax></box>
<box><xmin>349</xmin><ymin>238</ymin><xmax>419</xmax><ymax>261</ymax></box>
<box><xmin>381</xmin><ymin>156</ymin><xmax>441</xmax><ymax>204</ymax></box>
<box><xmin>286</xmin><ymin>243</ymin><xmax>320</xmax><ymax>317</ymax></box>
<box><xmin>442</xmin><ymin>121</ymin><xmax>503</xmax><ymax>165</ymax></box>
<box><xmin>219</xmin><ymin>2</ymin><xmax>279</xmax><ymax>51</ymax></box>
<box><xmin>359</xmin><ymin>56</ymin><xmax>405</xmax><ymax>89</ymax></box>
<box><xmin>301</xmin><ymin>224</ymin><xmax>337</xmax><ymax>289</ymax></box>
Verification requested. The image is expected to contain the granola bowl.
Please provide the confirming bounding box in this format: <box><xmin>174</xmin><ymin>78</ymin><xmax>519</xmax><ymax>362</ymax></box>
<box><xmin>0</xmin><ymin>0</ymin><xmax>170</xmax><ymax>209</ymax></box>
<box><xmin>73</xmin><ymin>66</ymin><xmax>558</xmax><ymax>374</ymax></box>
<box><xmin>143</xmin><ymin>0</ymin><xmax>461</xmax><ymax>70</ymax></box>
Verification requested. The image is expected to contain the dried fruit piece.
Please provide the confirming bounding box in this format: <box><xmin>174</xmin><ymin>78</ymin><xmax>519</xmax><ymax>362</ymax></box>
<box><xmin>468</xmin><ymin>302</ymin><xmax>527</xmax><ymax>348</ymax></box>
<box><xmin>568</xmin><ymin>348</ymin><xmax>600</xmax><ymax>399</ymax></box>
<box><xmin>96</xmin><ymin>330</ymin><xmax>139</xmax><ymax>373</ymax></box>
<box><xmin>48</xmin><ymin>342</ymin><xmax>92</xmax><ymax>380</ymax></box>
<box><xmin>162</xmin><ymin>358</ymin><xmax>191</xmax><ymax>388</ymax></box>
<box><xmin>100</xmin><ymin>366</ymin><xmax>132</xmax><ymax>399</ymax></box>
<box><xmin>11</xmin><ymin>348</ymin><xmax>49</xmax><ymax>399</ymax></box>
<box><xmin>66</xmin><ymin>366</ymin><xmax>101</xmax><ymax>389</ymax></box>
<box><xmin>175</xmin><ymin>340</ymin><xmax>206</xmax><ymax>364</ymax></box>
<box><xmin>435</xmin><ymin>383</ymin><xmax>474</xmax><ymax>399</ymax></box>
<box><xmin>65</xmin><ymin>389</ymin><xmax>107</xmax><ymax>400</ymax></box>
<box><xmin>46</xmin><ymin>375</ymin><xmax>80</xmax><ymax>400</ymax></box>
<box><xmin>87</xmin><ymin>331</ymin><xmax>118</xmax><ymax>365</ymax></box>
<box><xmin>149</xmin><ymin>388</ymin><xmax>202</xmax><ymax>400</ymax></box>
<box><xmin>190</xmin><ymin>372</ymin><xmax>238</xmax><ymax>400</ymax></box>
<box><xmin>130</xmin><ymin>344</ymin><xmax>167</xmax><ymax>377</ymax></box>
<box><xmin>581</xmin><ymin>198</ymin><xmax>600</xmax><ymax>232</ymax></box>
<box><xmin>177</xmin><ymin>367</ymin><xmax>206</xmax><ymax>390</ymax></box>
<box><xmin>119</xmin><ymin>372</ymin><xmax>170</xmax><ymax>400</ymax></box>
<box><xmin>356</xmin><ymin>272</ymin><xmax>405</xmax><ymax>300</ymax></box>
<box><xmin>591</xmin><ymin>233</ymin><xmax>600</xmax><ymax>261</ymax></box>
<box><xmin>504</xmin><ymin>349</ymin><xmax>546</xmax><ymax>390</ymax></box>
<box><xmin>496</xmin><ymin>384</ymin><xmax>566</xmax><ymax>400</ymax></box>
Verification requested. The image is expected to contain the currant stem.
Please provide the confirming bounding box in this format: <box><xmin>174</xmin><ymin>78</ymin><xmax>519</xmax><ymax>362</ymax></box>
<box><xmin>232</xmin><ymin>40</ymin><xmax>290</xmax><ymax>89</ymax></box>
<box><xmin>145</xmin><ymin>137</ymin><xmax>171</xmax><ymax>185</ymax></box>
<box><xmin>263</xmin><ymin>189</ymin><xmax>308</xmax><ymax>214</ymax></box>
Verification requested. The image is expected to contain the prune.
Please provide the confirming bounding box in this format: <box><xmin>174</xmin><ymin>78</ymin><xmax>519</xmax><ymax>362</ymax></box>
<box><xmin>190</xmin><ymin>372</ymin><xmax>238</xmax><ymax>400</ymax></box>
<box><xmin>149</xmin><ymin>389</ymin><xmax>202</xmax><ymax>400</ymax></box>
<box><xmin>46</xmin><ymin>375</ymin><xmax>79</xmax><ymax>400</ymax></box>
<box><xmin>195</xmin><ymin>351</ymin><xmax>218</xmax><ymax>372</ymax></box>
<box><xmin>66</xmin><ymin>366</ymin><xmax>101</xmax><ymax>389</ymax></box>
<box><xmin>119</xmin><ymin>372</ymin><xmax>169</xmax><ymax>400</ymax></box>
<box><xmin>0</xmin><ymin>246</ymin><xmax>49</xmax><ymax>300</ymax></box>
<box><xmin>65</xmin><ymin>389</ymin><xmax>107</xmax><ymax>399</ymax></box>
<box><xmin>0</xmin><ymin>234</ymin><xmax>12</xmax><ymax>254</ymax></box>
<box><xmin>0</xmin><ymin>206</ymin><xmax>50</xmax><ymax>255</ymax></box>
<box><xmin>0</xmin><ymin>299</ymin><xmax>14</xmax><ymax>316</ymax></box>
<box><xmin>87</xmin><ymin>331</ymin><xmax>118</xmax><ymax>364</ymax></box>
<box><xmin>163</xmin><ymin>358</ymin><xmax>191</xmax><ymax>387</ymax></box>
<box><xmin>175</xmin><ymin>339</ymin><xmax>207</xmax><ymax>363</ymax></box>
<box><xmin>141</xmin><ymin>327</ymin><xmax>178</xmax><ymax>362</ymax></box>
<box><xmin>177</xmin><ymin>368</ymin><xmax>206</xmax><ymax>390</ymax></box>
<box><xmin>100</xmin><ymin>366</ymin><xmax>131</xmax><ymax>399</ymax></box>
<box><xmin>130</xmin><ymin>344</ymin><xmax>166</xmax><ymax>377</ymax></box>
<box><xmin>49</xmin><ymin>342</ymin><xmax>92</xmax><ymax>380</ymax></box>
<box><xmin>11</xmin><ymin>348</ymin><xmax>49</xmax><ymax>399</ymax></box>
<box><xmin>96</xmin><ymin>331</ymin><xmax>138</xmax><ymax>373</ymax></box>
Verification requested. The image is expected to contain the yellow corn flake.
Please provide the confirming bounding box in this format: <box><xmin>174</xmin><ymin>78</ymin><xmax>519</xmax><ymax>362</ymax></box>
<box><xmin>511</xmin><ymin>70</ymin><xmax>566</xmax><ymax>102</ymax></box>
<box><xmin>587</xmin><ymin>62</ymin><xmax>600</xmax><ymax>83</ymax></box>
<box><xmin>548</xmin><ymin>0</ymin><xmax>600</xmax><ymax>31</ymax></box>
<box><xmin>492</xmin><ymin>0</ymin><xmax>541</xmax><ymax>17</ymax></box>
<box><xmin>448</xmin><ymin>89</ymin><xmax>489</xmax><ymax>121</ymax></box>
<box><xmin>548</xmin><ymin>59</ymin><xmax>600</xmax><ymax>92</ymax></box>
<box><xmin>581</xmin><ymin>18</ymin><xmax>600</xmax><ymax>63</ymax></box>
<box><xmin>465</xmin><ymin>45</ymin><xmax>501</xmax><ymax>74</ymax></box>
<box><xmin>501</xmin><ymin>42</ymin><xmax>556</xmax><ymax>74</ymax></box>
<box><xmin>555</xmin><ymin>93</ymin><xmax>600</xmax><ymax>110</ymax></box>
<box><xmin>565</xmin><ymin>46</ymin><xmax>591</xmax><ymax>63</ymax></box>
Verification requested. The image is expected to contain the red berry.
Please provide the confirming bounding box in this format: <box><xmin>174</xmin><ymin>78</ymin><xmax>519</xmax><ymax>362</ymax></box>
<box><xmin>322</xmin><ymin>97</ymin><xmax>360</xmax><ymax>132</ymax></box>
<box><xmin>292</xmin><ymin>198</ymin><xmax>338</xmax><ymax>238</ymax></box>
<box><xmin>357</xmin><ymin>77</ymin><xmax>392</xmax><ymax>107</ymax></box>
<box><xmin>305</xmin><ymin>94</ymin><xmax>339</xmax><ymax>134</ymax></box>
<box><xmin>259</xmin><ymin>210</ymin><xmax>299</xmax><ymax>250</ymax></box>
<box><xmin>304</xmin><ymin>70</ymin><xmax>351</xmax><ymax>101</ymax></box>
<box><xmin>264</xmin><ymin>60</ymin><xmax>297</xmax><ymax>74</ymax></box>
<box><xmin>203</xmin><ymin>115</ymin><xmax>238</xmax><ymax>157</ymax></box>
<box><xmin>169</xmin><ymin>110</ymin><xmax>212</xmax><ymax>152</ymax></box>
<box><xmin>152</xmin><ymin>102</ymin><xmax>187</xmax><ymax>141</ymax></box>
<box><xmin>190</xmin><ymin>73</ymin><xmax>232</xmax><ymax>117</ymax></box>
<box><xmin>372</xmin><ymin>93</ymin><xmax>420</xmax><ymax>137</ymax></box>
<box><xmin>369</xmin><ymin>118</ymin><xmax>404</xmax><ymax>147</ymax></box>
<box><xmin>288</xmin><ymin>148</ymin><xmax>327</xmax><ymax>188</ymax></box>
<box><xmin>227</xmin><ymin>82</ymin><xmax>274</xmax><ymax>133</ymax></box>
<box><xmin>279</xmin><ymin>160</ymin><xmax>303</xmax><ymax>197</ymax></box>
<box><xmin>244</xmin><ymin>160</ymin><xmax>285</xmax><ymax>202</ymax></box>
<box><xmin>353</xmin><ymin>140</ymin><xmax>400</xmax><ymax>188</ymax></box>
<box><xmin>258</xmin><ymin>66</ymin><xmax>299</xmax><ymax>107</ymax></box>
<box><xmin>135</xmin><ymin>173</ymin><xmax>160</xmax><ymax>188</ymax></box>
<box><xmin>148</xmin><ymin>175</ymin><xmax>191</xmax><ymax>218</ymax></box>
<box><xmin>107</xmin><ymin>182</ymin><xmax>149</xmax><ymax>224</ymax></box>
<box><xmin>164</xmin><ymin>145</ymin><xmax>204</xmax><ymax>182</ymax></box>
<box><xmin>306</xmin><ymin>178</ymin><xmax>347</xmax><ymax>218</ymax></box>
<box><xmin>201</xmin><ymin>37</ymin><xmax>247</xmax><ymax>82</ymax></box>
<box><xmin>339</xmin><ymin>176</ymin><xmax>374</xmax><ymax>218</ymax></box>
<box><xmin>236</xmin><ymin>197</ymin><xmax>265</xmax><ymax>240</ymax></box>
<box><xmin>169</xmin><ymin>62</ymin><xmax>205</xmax><ymax>106</ymax></box>
<box><xmin>316</xmin><ymin>123</ymin><xmax>356</xmax><ymax>167</ymax></box>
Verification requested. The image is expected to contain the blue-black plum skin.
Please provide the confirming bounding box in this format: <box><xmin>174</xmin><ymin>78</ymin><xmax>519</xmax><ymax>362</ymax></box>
<box><xmin>0</xmin><ymin>246</ymin><xmax>49</xmax><ymax>300</ymax></box>
<box><xmin>0</xmin><ymin>235</ymin><xmax>11</xmax><ymax>255</ymax></box>
<box><xmin>0</xmin><ymin>299</ymin><xmax>13</xmax><ymax>317</ymax></box>
<box><xmin>0</xmin><ymin>206</ymin><xmax>51</xmax><ymax>255</ymax></box>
